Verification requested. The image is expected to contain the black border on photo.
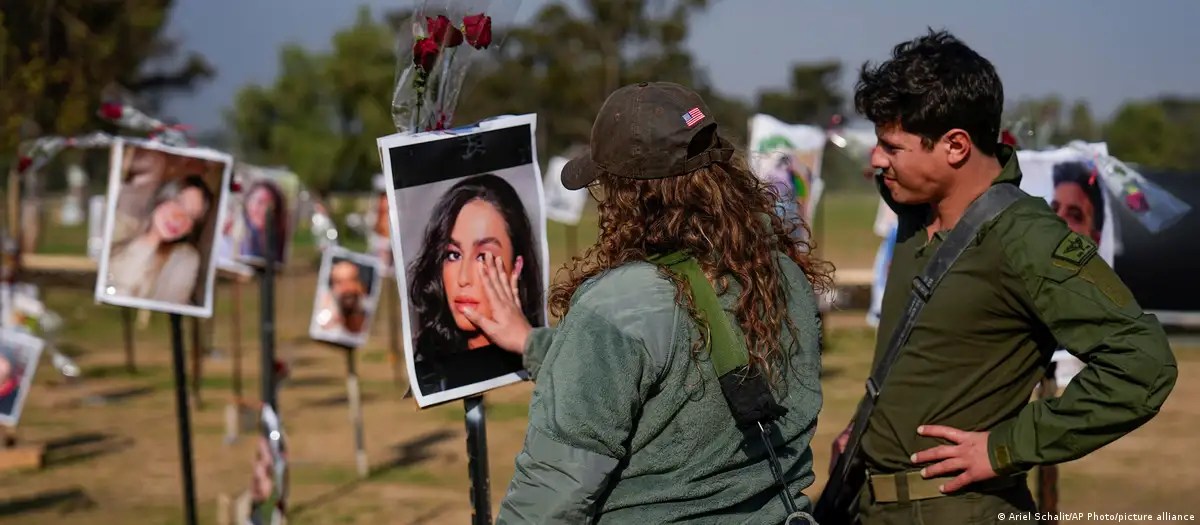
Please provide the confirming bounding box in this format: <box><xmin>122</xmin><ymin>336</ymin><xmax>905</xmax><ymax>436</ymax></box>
<box><xmin>308</xmin><ymin>246</ymin><xmax>385</xmax><ymax>349</ymax></box>
<box><xmin>377</xmin><ymin>114</ymin><xmax>548</xmax><ymax>408</ymax></box>
<box><xmin>93</xmin><ymin>138</ymin><xmax>233</xmax><ymax>318</ymax></box>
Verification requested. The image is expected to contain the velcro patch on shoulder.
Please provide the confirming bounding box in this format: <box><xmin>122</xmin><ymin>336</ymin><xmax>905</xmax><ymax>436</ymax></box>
<box><xmin>1052</xmin><ymin>231</ymin><xmax>1097</xmax><ymax>266</ymax></box>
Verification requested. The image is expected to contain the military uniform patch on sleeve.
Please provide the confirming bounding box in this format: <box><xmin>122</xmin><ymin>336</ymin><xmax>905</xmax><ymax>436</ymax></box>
<box><xmin>1052</xmin><ymin>231</ymin><xmax>1097</xmax><ymax>266</ymax></box>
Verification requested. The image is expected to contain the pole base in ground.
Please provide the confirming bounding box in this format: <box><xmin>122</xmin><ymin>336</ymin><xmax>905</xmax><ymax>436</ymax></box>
<box><xmin>0</xmin><ymin>444</ymin><xmax>44</xmax><ymax>473</ymax></box>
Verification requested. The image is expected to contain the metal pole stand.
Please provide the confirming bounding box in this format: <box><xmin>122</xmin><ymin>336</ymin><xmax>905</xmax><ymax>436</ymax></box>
<box><xmin>169</xmin><ymin>313</ymin><xmax>199</xmax><ymax>525</ymax></box>
<box><xmin>344</xmin><ymin>347</ymin><xmax>368</xmax><ymax>478</ymax></box>
<box><xmin>464</xmin><ymin>395</ymin><xmax>491</xmax><ymax>525</ymax></box>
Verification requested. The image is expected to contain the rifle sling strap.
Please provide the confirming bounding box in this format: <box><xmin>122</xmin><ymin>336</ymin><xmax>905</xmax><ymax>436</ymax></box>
<box><xmin>866</xmin><ymin>183</ymin><xmax>1025</xmax><ymax>410</ymax></box>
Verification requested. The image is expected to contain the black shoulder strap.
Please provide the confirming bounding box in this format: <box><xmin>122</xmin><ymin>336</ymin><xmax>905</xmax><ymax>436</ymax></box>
<box><xmin>815</xmin><ymin>183</ymin><xmax>1027</xmax><ymax>524</ymax></box>
<box><xmin>866</xmin><ymin>183</ymin><xmax>1025</xmax><ymax>405</ymax></box>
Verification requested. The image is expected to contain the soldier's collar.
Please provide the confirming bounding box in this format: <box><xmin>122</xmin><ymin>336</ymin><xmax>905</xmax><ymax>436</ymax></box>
<box><xmin>991</xmin><ymin>144</ymin><xmax>1023</xmax><ymax>187</ymax></box>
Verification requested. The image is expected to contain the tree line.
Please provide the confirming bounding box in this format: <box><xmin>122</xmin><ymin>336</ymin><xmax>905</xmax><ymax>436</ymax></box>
<box><xmin>5</xmin><ymin>1</ymin><xmax>1199</xmax><ymax>196</ymax></box>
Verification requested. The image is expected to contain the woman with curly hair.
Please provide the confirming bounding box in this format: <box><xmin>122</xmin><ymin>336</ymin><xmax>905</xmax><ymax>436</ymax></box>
<box><xmin>460</xmin><ymin>82</ymin><xmax>832</xmax><ymax>523</ymax></box>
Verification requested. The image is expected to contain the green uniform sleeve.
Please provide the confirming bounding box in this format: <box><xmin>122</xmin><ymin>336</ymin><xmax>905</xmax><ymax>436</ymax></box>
<box><xmin>496</xmin><ymin>301</ymin><xmax>660</xmax><ymax>523</ymax></box>
<box><xmin>522</xmin><ymin>327</ymin><xmax>555</xmax><ymax>381</ymax></box>
<box><xmin>988</xmin><ymin>223</ymin><xmax>1177</xmax><ymax>475</ymax></box>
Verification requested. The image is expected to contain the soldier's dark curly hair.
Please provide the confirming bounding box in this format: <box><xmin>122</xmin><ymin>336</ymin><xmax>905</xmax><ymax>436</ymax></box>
<box><xmin>854</xmin><ymin>28</ymin><xmax>1005</xmax><ymax>156</ymax></box>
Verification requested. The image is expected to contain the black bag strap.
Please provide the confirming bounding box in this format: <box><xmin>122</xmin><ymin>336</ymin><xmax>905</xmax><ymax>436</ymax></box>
<box><xmin>865</xmin><ymin>183</ymin><xmax>1025</xmax><ymax>405</ymax></box>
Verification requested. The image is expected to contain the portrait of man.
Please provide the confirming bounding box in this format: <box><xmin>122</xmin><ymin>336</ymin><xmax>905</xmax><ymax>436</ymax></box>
<box><xmin>1051</xmin><ymin>161</ymin><xmax>1105</xmax><ymax>243</ymax></box>
<box><xmin>309</xmin><ymin>248</ymin><xmax>383</xmax><ymax>349</ymax></box>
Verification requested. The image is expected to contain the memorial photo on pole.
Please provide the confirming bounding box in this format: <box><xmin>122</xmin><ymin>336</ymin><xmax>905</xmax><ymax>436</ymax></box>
<box><xmin>216</xmin><ymin>164</ymin><xmax>301</xmax><ymax>274</ymax></box>
<box><xmin>377</xmin><ymin>114</ymin><xmax>548</xmax><ymax>408</ymax></box>
<box><xmin>0</xmin><ymin>328</ymin><xmax>45</xmax><ymax>427</ymax></box>
<box><xmin>367</xmin><ymin>175</ymin><xmax>395</xmax><ymax>272</ymax></box>
<box><xmin>94</xmin><ymin>139</ymin><xmax>232</xmax><ymax>318</ymax></box>
<box><xmin>309</xmin><ymin>247</ymin><xmax>384</xmax><ymax>349</ymax></box>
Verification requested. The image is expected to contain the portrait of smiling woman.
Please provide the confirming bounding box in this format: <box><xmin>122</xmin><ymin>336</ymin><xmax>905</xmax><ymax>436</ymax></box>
<box><xmin>97</xmin><ymin>141</ymin><xmax>232</xmax><ymax>316</ymax></box>
<box><xmin>106</xmin><ymin>174</ymin><xmax>215</xmax><ymax>304</ymax></box>
<box><xmin>408</xmin><ymin>173</ymin><xmax>544</xmax><ymax>395</ymax></box>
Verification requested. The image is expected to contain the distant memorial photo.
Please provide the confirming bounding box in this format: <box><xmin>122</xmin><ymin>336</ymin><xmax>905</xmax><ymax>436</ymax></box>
<box><xmin>309</xmin><ymin>247</ymin><xmax>384</xmax><ymax>349</ymax></box>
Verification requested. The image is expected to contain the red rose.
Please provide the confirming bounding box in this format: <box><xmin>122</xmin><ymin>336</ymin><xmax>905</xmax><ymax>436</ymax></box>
<box><xmin>100</xmin><ymin>102</ymin><xmax>123</xmax><ymax>120</ymax></box>
<box><xmin>413</xmin><ymin>37</ymin><xmax>440</xmax><ymax>71</ymax></box>
<box><xmin>16</xmin><ymin>156</ymin><xmax>31</xmax><ymax>173</ymax></box>
<box><xmin>999</xmin><ymin>129</ymin><xmax>1018</xmax><ymax>147</ymax></box>
<box><xmin>1125</xmin><ymin>191</ymin><xmax>1149</xmax><ymax>212</ymax></box>
<box><xmin>427</xmin><ymin>15</ymin><xmax>463</xmax><ymax>47</ymax></box>
<box><xmin>463</xmin><ymin>13</ymin><xmax>492</xmax><ymax>49</ymax></box>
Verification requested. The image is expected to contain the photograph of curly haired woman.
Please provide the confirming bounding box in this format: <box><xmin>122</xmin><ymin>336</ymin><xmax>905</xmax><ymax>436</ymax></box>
<box><xmin>95</xmin><ymin>140</ymin><xmax>232</xmax><ymax>317</ymax></box>
<box><xmin>378</xmin><ymin>114</ymin><xmax>548</xmax><ymax>407</ymax></box>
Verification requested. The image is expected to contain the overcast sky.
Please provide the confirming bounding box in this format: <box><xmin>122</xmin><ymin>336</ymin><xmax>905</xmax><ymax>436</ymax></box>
<box><xmin>160</xmin><ymin>0</ymin><xmax>1200</xmax><ymax>133</ymax></box>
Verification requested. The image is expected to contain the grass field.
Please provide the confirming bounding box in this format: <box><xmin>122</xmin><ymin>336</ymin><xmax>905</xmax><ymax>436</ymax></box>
<box><xmin>2</xmin><ymin>193</ymin><xmax>1196</xmax><ymax>524</ymax></box>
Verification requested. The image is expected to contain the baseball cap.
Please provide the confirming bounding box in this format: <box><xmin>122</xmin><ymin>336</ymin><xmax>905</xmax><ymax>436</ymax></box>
<box><xmin>561</xmin><ymin>82</ymin><xmax>735</xmax><ymax>191</ymax></box>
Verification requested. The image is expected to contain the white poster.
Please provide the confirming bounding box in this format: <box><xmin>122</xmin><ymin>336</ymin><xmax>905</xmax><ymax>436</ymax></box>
<box><xmin>94</xmin><ymin>139</ymin><xmax>233</xmax><ymax>318</ymax></box>
<box><xmin>377</xmin><ymin>114</ymin><xmax>549</xmax><ymax>408</ymax></box>
<box><xmin>542</xmin><ymin>156</ymin><xmax>588</xmax><ymax>225</ymax></box>
<box><xmin>748</xmin><ymin>114</ymin><xmax>827</xmax><ymax>234</ymax></box>
<box><xmin>1017</xmin><ymin>143</ymin><xmax>1115</xmax><ymax>265</ymax></box>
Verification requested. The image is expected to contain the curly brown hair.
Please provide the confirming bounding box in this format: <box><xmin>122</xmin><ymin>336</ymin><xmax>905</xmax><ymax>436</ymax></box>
<box><xmin>549</xmin><ymin>148</ymin><xmax>835</xmax><ymax>382</ymax></box>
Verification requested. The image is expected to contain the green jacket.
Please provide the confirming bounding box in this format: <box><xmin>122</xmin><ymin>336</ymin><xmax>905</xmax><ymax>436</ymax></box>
<box><xmin>863</xmin><ymin>144</ymin><xmax>1177</xmax><ymax>477</ymax></box>
<box><xmin>497</xmin><ymin>253</ymin><xmax>823</xmax><ymax>524</ymax></box>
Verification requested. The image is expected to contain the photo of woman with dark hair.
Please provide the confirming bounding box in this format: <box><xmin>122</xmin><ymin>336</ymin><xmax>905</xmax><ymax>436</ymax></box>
<box><xmin>408</xmin><ymin>174</ymin><xmax>544</xmax><ymax>395</ymax></box>
<box><xmin>239</xmin><ymin>179</ymin><xmax>288</xmax><ymax>265</ymax></box>
<box><xmin>106</xmin><ymin>174</ymin><xmax>215</xmax><ymax>304</ymax></box>
<box><xmin>96</xmin><ymin>141</ymin><xmax>232</xmax><ymax>316</ymax></box>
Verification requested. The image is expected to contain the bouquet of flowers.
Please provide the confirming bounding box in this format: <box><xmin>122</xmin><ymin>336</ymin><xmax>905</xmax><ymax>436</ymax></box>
<box><xmin>1067</xmin><ymin>141</ymin><xmax>1192</xmax><ymax>234</ymax></box>
<box><xmin>391</xmin><ymin>0</ymin><xmax>520</xmax><ymax>133</ymax></box>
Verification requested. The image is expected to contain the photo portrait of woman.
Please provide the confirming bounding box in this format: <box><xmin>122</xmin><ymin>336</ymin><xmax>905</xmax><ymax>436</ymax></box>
<box><xmin>238</xmin><ymin>179</ymin><xmax>287</xmax><ymax>265</ymax></box>
<box><xmin>407</xmin><ymin>174</ymin><xmax>544</xmax><ymax>395</ymax></box>
<box><xmin>106</xmin><ymin>174</ymin><xmax>215</xmax><ymax>305</ymax></box>
<box><xmin>97</xmin><ymin>141</ymin><xmax>231</xmax><ymax>316</ymax></box>
<box><xmin>0</xmin><ymin>328</ymin><xmax>45</xmax><ymax>426</ymax></box>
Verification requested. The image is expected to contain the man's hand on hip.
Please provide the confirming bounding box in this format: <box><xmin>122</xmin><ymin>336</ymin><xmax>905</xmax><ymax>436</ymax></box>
<box><xmin>911</xmin><ymin>424</ymin><xmax>997</xmax><ymax>493</ymax></box>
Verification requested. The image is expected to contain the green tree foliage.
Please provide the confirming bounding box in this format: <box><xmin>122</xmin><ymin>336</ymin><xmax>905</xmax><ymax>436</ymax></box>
<box><xmin>0</xmin><ymin>1</ymin><xmax>213</xmax><ymax>153</ymax></box>
<box><xmin>755</xmin><ymin>61</ymin><xmax>844</xmax><ymax>127</ymax></box>
<box><xmin>454</xmin><ymin>0</ymin><xmax>753</xmax><ymax>160</ymax></box>
<box><xmin>227</xmin><ymin>7</ymin><xmax>395</xmax><ymax>194</ymax></box>
<box><xmin>1106</xmin><ymin>98</ymin><xmax>1200</xmax><ymax>172</ymax></box>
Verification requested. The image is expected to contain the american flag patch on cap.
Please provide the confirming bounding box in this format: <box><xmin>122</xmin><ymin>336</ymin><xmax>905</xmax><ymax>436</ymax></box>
<box><xmin>682</xmin><ymin>107</ymin><xmax>705</xmax><ymax>127</ymax></box>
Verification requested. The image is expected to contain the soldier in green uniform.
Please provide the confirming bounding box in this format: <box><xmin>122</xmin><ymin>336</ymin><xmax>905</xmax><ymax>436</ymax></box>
<box><xmin>829</xmin><ymin>30</ymin><xmax>1178</xmax><ymax>524</ymax></box>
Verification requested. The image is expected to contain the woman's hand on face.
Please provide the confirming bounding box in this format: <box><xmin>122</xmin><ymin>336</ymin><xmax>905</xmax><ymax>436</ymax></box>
<box><xmin>460</xmin><ymin>253</ymin><xmax>532</xmax><ymax>354</ymax></box>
